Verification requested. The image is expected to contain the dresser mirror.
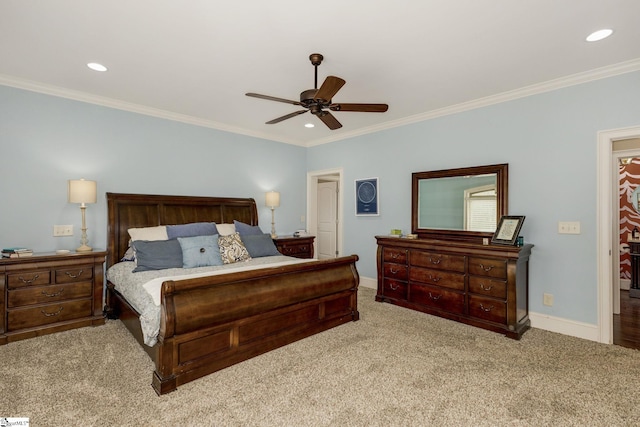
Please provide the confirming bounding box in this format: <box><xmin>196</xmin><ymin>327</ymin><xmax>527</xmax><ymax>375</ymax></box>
<box><xmin>411</xmin><ymin>164</ymin><xmax>508</xmax><ymax>241</ymax></box>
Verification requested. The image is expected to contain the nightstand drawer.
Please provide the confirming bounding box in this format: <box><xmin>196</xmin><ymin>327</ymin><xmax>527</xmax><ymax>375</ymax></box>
<box><xmin>280</xmin><ymin>244</ymin><xmax>311</xmax><ymax>257</ymax></box>
<box><xmin>7</xmin><ymin>270</ymin><xmax>52</xmax><ymax>289</ymax></box>
<box><xmin>7</xmin><ymin>282</ymin><xmax>93</xmax><ymax>308</ymax></box>
<box><xmin>7</xmin><ymin>299</ymin><xmax>93</xmax><ymax>331</ymax></box>
<box><xmin>55</xmin><ymin>265</ymin><xmax>93</xmax><ymax>284</ymax></box>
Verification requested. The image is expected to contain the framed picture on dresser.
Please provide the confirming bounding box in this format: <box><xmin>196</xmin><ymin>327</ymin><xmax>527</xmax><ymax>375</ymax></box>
<box><xmin>491</xmin><ymin>215</ymin><xmax>525</xmax><ymax>245</ymax></box>
<box><xmin>355</xmin><ymin>177</ymin><xmax>379</xmax><ymax>216</ymax></box>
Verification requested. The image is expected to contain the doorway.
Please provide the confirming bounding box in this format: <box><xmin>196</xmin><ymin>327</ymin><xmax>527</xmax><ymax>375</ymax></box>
<box><xmin>307</xmin><ymin>168</ymin><xmax>343</xmax><ymax>259</ymax></box>
<box><xmin>597</xmin><ymin>125</ymin><xmax>640</xmax><ymax>346</ymax></box>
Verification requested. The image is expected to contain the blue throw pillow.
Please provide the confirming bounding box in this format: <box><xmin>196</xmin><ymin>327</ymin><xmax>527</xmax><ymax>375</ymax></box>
<box><xmin>167</xmin><ymin>222</ymin><xmax>218</xmax><ymax>239</ymax></box>
<box><xmin>132</xmin><ymin>240</ymin><xmax>183</xmax><ymax>272</ymax></box>
<box><xmin>178</xmin><ymin>235</ymin><xmax>223</xmax><ymax>268</ymax></box>
<box><xmin>233</xmin><ymin>220</ymin><xmax>264</xmax><ymax>236</ymax></box>
<box><xmin>241</xmin><ymin>234</ymin><xmax>281</xmax><ymax>257</ymax></box>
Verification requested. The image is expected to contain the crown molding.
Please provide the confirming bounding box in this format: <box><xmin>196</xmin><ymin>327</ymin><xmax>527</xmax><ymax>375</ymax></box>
<box><xmin>307</xmin><ymin>58</ymin><xmax>640</xmax><ymax>147</ymax></box>
<box><xmin>2</xmin><ymin>57</ymin><xmax>639</xmax><ymax>149</ymax></box>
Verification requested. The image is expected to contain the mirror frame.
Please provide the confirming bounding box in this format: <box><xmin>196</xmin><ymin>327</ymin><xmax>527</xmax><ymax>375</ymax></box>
<box><xmin>411</xmin><ymin>163</ymin><xmax>508</xmax><ymax>242</ymax></box>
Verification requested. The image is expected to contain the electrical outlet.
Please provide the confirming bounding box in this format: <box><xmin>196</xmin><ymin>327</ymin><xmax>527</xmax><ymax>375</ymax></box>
<box><xmin>53</xmin><ymin>225</ymin><xmax>73</xmax><ymax>236</ymax></box>
<box><xmin>543</xmin><ymin>293</ymin><xmax>554</xmax><ymax>307</ymax></box>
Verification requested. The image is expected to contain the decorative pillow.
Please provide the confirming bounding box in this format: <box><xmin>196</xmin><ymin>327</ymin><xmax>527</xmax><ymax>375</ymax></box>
<box><xmin>167</xmin><ymin>222</ymin><xmax>218</xmax><ymax>240</ymax></box>
<box><xmin>234</xmin><ymin>220</ymin><xmax>264</xmax><ymax>236</ymax></box>
<box><xmin>241</xmin><ymin>234</ymin><xmax>281</xmax><ymax>257</ymax></box>
<box><xmin>121</xmin><ymin>246</ymin><xmax>136</xmax><ymax>262</ymax></box>
<box><xmin>216</xmin><ymin>223</ymin><xmax>236</xmax><ymax>236</ymax></box>
<box><xmin>128</xmin><ymin>225</ymin><xmax>168</xmax><ymax>242</ymax></box>
<box><xmin>177</xmin><ymin>235</ymin><xmax>223</xmax><ymax>268</ymax></box>
<box><xmin>131</xmin><ymin>239</ymin><xmax>183</xmax><ymax>272</ymax></box>
<box><xmin>218</xmin><ymin>233</ymin><xmax>252</xmax><ymax>264</ymax></box>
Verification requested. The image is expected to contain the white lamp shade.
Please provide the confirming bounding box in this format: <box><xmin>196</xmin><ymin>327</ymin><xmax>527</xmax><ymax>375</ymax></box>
<box><xmin>265</xmin><ymin>191</ymin><xmax>280</xmax><ymax>208</ymax></box>
<box><xmin>68</xmin><ymin>179</ymin><xmax>97</xmax><ymax>204</ymax></box>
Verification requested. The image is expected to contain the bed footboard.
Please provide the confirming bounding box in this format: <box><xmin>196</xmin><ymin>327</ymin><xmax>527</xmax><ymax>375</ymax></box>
<box><xmin>152</xmin><ymin>255</ymin><xmax>359</xmax><ymax>395</ymax></box>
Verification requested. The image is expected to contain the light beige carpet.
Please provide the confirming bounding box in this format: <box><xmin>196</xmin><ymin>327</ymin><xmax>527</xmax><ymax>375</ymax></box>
<box><xmin>1</xmin><ymin>287</ymin><xmax>639</xmax><ymax>426</ymax></box>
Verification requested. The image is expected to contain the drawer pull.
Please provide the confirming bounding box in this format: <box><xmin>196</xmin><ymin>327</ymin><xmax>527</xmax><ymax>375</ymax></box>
<box><xmin>480</xmin><ymin>283</ymin><xmax>493</xmax><ymax>291</ymax></box>
<box><xmin>428</xmin><ymin>274</ymin><xmax>441</xmax><ymax>283</ymax></box>
<box><xmin>428</xmin><ymin>256</ymin><xmax>442</xmax><ymax>265</ymax></box>
<box><xmin>42</xmin><ymin>288</ymin><xmax>64</xmax><ymax>297</ymax></box>
<box><xmin>18</xmin><ymin>274</ymin><xmax>40</xmax><ymax>284</ymax></box>
<box><xmin>479</xmin><ymin>263</ymin><xmax>494</xmax><ymax>272</ymax></box>
<box><xmin>390</xmin><ymin>268</ymin><xmax>399</xmax><ymax>274</ymax></box>
<box><xmin>428</xmin><ymin>292</ymin><xmax>442</xmax><ymax>301</ymax></box>
<box><xmin>479</xmin><ymin>304</ymin><xmax>494</xmax><ymax>312</ymax></box>
<box><xmin>41</xmin><ymin>307</ymin><xmax>64</xmax><ymax>317</ymax></box>
<box><xmin>65</xmin><ymin>269</ymin><xmax>84</xmax><ymax>279</ymax></box>
<box><xmin>389</xmin><ymin>282</ymin><xmax>399</xmax><ymax>291</ymax></box>
<box><xmin>390</xmin><ymin>253</ymin><xmax>400</xmax><ymax>259</ymax></box>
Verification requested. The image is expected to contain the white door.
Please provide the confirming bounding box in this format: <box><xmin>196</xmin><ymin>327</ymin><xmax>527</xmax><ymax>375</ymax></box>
<box><xmin>317</xmin><ymin>181</ymin><xmax>338</xmax><ymax>259</ymax></box>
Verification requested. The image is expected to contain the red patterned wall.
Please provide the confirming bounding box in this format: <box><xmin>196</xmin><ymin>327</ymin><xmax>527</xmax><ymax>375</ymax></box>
<box><xmin>619</xmin><ymin>159</ymin><xmax>640</xmax><ymax>280</ymax></box>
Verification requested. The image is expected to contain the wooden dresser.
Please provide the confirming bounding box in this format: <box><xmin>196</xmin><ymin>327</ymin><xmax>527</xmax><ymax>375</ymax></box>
<box><xmin>0</xmin><ymin>251</ymin><xmax>107</xmax><ymax>344</ymax></box>
<box><xmin>376</xmin><ymin>236</ymin><xmax>532</xmax><ymax>339</ymax></box>
<box><xmin>273</xmin><ymin>235</ymin><xmax>315</xmax><ymax>259</ymax></box>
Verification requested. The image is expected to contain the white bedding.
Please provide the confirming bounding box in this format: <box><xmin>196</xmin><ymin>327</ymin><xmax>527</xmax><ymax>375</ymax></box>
<box><xmin>106</xmin><ymin>255</ymin><xmax>314</xmax><ymax>346</ymax></box>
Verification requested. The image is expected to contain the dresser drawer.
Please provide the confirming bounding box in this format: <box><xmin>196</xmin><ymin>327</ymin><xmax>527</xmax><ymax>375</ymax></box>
<box><xmin>409</xmin><ymin>283</ymin><xmax>464</xmax><ymax>314</ymax></box>
<box><xmin>7</xmin><ymin>270</ymin><xmax>52</xmax><ymax>289</ymax></box>
<box><xmin>468</xmin><ymin>295</ymin><xmax>507</xmax><ymax>324</ymax></box>
<box><xmin>55</xmin><ymin>265</ymin><xmax>94</xmax><ymax>284</ymax></box>
<box><xmin>409</xmin><ymin>266</ymin><xmax>465</xmax><ymax>291</ymax></box>
<box><xmin>383</xmin><ymin>263</ymin><xmax>408</xmax><ymax>281</ymax></box>
<box><xmin>382</xmin><ymin>278</ymin><xmax>407</xmax><ymax>300</ymax></box>
<box><xmin>7</xmin><ymin>299</ymin><xmax>93</xmax><ymax>331</ymax></box>
<box><xmin>468</xmin><ymin>276</ymin><xmax>507</xmax><ymax>299</ymax></box>
<box><xmin>383</xmin><ymin>248</ymin><xmax>407</xmax><ymax>264</ymax></box>
<box><xmin>7</xmin><ymin>282</ymin><xmax>93</xmax><ymax>308</ymax></box>
<box><xmin>468</xmin><ymin>257</ymin><xmax>507</xmax><ymax>279</ymax></box>
<box><xmin>410</xmin><ymin>251</ymin><xmax>465</xmax><ymax>273</ymax></box>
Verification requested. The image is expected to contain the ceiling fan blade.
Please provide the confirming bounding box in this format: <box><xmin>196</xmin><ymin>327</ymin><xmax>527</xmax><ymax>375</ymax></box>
<box><xmin>265</xmin><ymin>110</ymin><xmax>308</xmax><ymax>124</ymax></box>
<box><xmin>329</xmin><ymin>103</ymin><xmax>389</xmax><ymax>112</ymax></box>
<box><xmin>313</xmin><ymin>76</ymin><xmax>346</xmax><ymax>102</ymax></box>
<box><xmin>317</xmin><ymin>111</ymin><xmax>342</xmax><ymax>130</ymax></box>
<box><xmin>246</xmin><ymin>93</ymin><xmax>302</xmax><ymax>106</ymax></box>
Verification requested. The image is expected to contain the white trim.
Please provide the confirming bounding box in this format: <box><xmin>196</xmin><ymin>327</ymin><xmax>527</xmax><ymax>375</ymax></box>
<box><xmin>307</xmin><ymin>168</ymin><xmax>344</xmax><ymax>258</ymax></box>
<box><xmin>529</xmin><ymin>312</ymin><xmax>599</xmax><ymax>342</ymax></box>
<box><xmin>359</xmin><ymin>276</ymin><xmax>377</xmax><ymax>290</ymax></box>
<box><xmin>597</xmin><ymin>125</ymin><xmax>640</xmax><ymax>344</ymax></box>
<box><xmin>2</xmin><ymin>58</ymin><xmax>640</xmax><ymax>148</ymax></box>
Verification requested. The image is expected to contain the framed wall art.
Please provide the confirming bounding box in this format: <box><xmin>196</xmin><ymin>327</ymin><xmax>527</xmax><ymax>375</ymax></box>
<box><xmin>355</xmin><ymin>177</ymin><xmax>379</xmax><ymax>216</ymax></box>
<box><xmin>491</xmin><ymin>215</ymin><xmax>525</xmax><ymax>245</ymax></box>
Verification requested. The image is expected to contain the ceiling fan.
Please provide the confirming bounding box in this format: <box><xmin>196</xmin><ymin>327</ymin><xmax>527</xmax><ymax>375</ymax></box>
<box><xmin>245</xmin><ymin>53</ymin><xmax>388</xmax><ymax>130</ymax></box>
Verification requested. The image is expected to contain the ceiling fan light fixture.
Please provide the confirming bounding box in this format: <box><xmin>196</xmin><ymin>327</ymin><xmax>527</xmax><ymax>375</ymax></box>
<box><xmin>305</xmin><ymin>123</ymin><xmax>315</xmax><ymax>128</ymax></box>
<box><xmin>87</xmin><ymin>62</ymin><xmax>108</xmax><ymax>72</ymax></box>
<box><xmin>586</xmin><ymin>29</ymin><xmax>613</xmax><ymax>42</ymax></box>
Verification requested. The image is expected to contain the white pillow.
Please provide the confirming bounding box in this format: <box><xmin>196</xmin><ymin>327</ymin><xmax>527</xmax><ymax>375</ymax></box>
<box><xmin>128</xmin><ymin>225</ymin><xmax>168</xmax><ymax>242</ymax></box>
<box><xmin>216</xmin><ymin>223</ymin><xmax>236</xmax><ymax>236</ymax></box>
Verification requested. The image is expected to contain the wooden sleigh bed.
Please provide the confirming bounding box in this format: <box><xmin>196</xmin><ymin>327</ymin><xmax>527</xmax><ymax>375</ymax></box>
<box><xmin>104</xmin><ymin>192</ymin><xmax>360</xmax><ymax>395</ymax></box>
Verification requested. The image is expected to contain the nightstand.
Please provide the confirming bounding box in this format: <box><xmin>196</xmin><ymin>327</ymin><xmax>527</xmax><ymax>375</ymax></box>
<box><xmin>273</xmin><ymin>236</ymin><xmax>315</xmax><ymax>259</ymax></box>
<box><xmin>0</xmin><ymin>251</ymin><xmax>107</xmax><ymax>345</ymax></box>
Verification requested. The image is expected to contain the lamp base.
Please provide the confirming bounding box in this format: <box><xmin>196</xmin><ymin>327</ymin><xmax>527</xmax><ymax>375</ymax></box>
<box><xmin>76</xmin><ymin>244</ymin><xmax>93</xmax><ymax>253</ymax></box>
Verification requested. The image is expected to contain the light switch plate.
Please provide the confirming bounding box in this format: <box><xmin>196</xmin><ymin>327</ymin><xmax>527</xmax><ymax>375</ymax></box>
<box><xmin>53</xmin><ymin>225</ymin><xmax>73</xmax><ymax>236</ymax></box>
<box><xmin>558</xmin><ymin>221</ymin><xmax>581</xmax><ymax>234</ymax></box>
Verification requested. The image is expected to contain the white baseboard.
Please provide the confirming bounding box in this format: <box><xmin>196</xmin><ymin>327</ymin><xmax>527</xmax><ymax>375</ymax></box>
<box><xmin>621</xmin><ymin>279</ymin><xmax>630</xmax><ymax>291</ymax></box>
<box><xmin>529</xmin><ymin>311</ymin><xmax>599</xmax><ymax>342</ymax></box>
<box><xmin>359</xmin><ymin>276</ymin><xmax>377</xmax><ymax>290</ymax></box>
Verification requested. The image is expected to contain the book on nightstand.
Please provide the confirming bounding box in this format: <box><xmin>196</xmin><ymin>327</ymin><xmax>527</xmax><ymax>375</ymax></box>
<box><xmin>2</xmin><ymin>247</ymin><xmax>34</xmax><ymax>258</ymax></box>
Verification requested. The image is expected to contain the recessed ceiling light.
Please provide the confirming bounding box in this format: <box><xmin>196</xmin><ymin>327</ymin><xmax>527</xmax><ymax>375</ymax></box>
<box><xmin>305</xmin><ymin>123</ymin><xmax>315</xmax><ymax>128</ymax></box>
<box><xmin>586</xmin><ymin>29</ymin><xmax>613</xmax><ymax>42</ymax></box>
<box><xmin>87</xmin><ymin>62</ymin><xmax>108</xmax><ymax>72</ymax></box>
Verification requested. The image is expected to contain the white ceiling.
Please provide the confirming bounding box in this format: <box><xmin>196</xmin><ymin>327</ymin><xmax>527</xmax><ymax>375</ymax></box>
<box><xmin>1</xmin><ymin>1</ymin><xmax>640</xmax><ymax>147</ymax></box>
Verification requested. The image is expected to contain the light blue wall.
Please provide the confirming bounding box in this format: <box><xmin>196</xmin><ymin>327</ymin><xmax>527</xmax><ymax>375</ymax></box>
<box><xmin>3</xmin><ymin>71</ymin><xmax>640</xmax><ymax>327</ymax></box>
<box><xmin>0</xmin><ymin>85</ymin><xmax>308</xmax><ymax>256</ymax></box>
<box><xmin>308</xmin><ymin>70</ymin><xmax>640</xmax><ymax>325</ymax></box>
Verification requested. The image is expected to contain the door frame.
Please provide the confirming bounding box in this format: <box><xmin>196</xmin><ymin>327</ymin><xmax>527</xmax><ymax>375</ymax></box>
<box><xmin>307</xmin><ymin>168</ymin><xmax>344</xmax><ymax>258</ymax></box>
<box><xmin>597</xmin><ymin>125</ymin><xmax>640</xmax><ymax>344</ymax></box>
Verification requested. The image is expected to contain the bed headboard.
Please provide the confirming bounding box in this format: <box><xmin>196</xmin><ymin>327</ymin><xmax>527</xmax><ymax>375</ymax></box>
<box><xmin>106</xmin><ymin>192</ymin><xmax>259</xmax><ymax>268</ymax></box>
